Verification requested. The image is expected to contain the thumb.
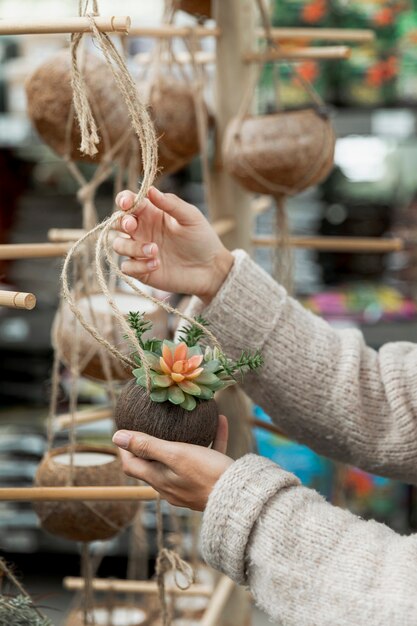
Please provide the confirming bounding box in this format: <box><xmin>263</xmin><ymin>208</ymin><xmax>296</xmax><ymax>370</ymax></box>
<box><xmin>213</xmin><ymin>415</ymin><xmax>228</xmax><ymax>455</ymax></box>
<box><xmin>113</xmin><ymin>430</ymin><xmax>171</xmax><ymax>464</ymax></box>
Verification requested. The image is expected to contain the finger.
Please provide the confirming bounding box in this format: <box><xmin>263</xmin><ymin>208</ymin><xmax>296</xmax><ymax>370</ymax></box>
<box><xmin>113</xmin><ymin>430</ymin><xmax>177</xmax><ymax>466</ymax></box>
<box><xmin>113</xmin><ymin>237</ymin><xmax>158</xmax><ymax>260</ymax></box>
<box><xmin>115</xmin><ymin>189</ymin><xmax>136</xmax><ymax>211</ymax></box>
<box><xmin>119</xmin><ymin>449</ymin><xmax>165</xmax><ymax>485</ymax></box>
<box><xmin>113</xmin><ymin>197</ymin><xmax>154</xmax><ymax>233</ymax></box>
<box><xmin>148</xmin><ymin>187</ymin><xmax>203</xmax><ymax>227</ymax></box>
<box><xmin>120</xmin><ymin>257</ymin><xmax>159</xmax><ymax>278</ymax></box>
<box><xmin>213</xmin><ymin>414</ymin><xmax>229</xmax><ymax>455</ymax></box>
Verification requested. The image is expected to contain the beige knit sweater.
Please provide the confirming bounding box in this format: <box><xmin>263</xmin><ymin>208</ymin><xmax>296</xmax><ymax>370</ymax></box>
<box><xmin>186</xmin><ymin>250</ymin><xmax>417</xmax><ymax>626</ymax></box>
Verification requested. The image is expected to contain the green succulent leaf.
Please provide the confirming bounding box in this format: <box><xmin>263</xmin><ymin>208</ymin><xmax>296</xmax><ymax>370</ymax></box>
<box><xmin>133</xmin><ymin>367</ymin><xmax>147</xmax><ymax>387</ymax></box>
<box><xmin>143</xmin><ymin>351</ymin><xmax>162</xmax><ymax>371</ymax></box>
<box><xmin>178</xmin><ymin>380</ymin><xmax>201</xmax><ymax>396</ymax></box>
<box><xmin>202</xmin><ymin>360</ymin><xmax>221</xmax><ymax>373</ymax></box>
<box><xmin>168</xmin><ymin>386</ymin><xmax>185</xmax><ymax>405</ymax></box>
<box><xmin>150</xmin><ymin>388</ymin><xmax>169</xmax><ymax>403</ymax></box>
<box><xmin>186</xmin><ymin>345</ymin><xmax>203</xmax><ymax>357</ymax></box>
<box><xmin>196</xmin><ymin>384</ymin><xmax>214</xmax><ymax>400</ymax></box>
<box><xmin>194</xmin><ymin>371</ymin><xmax>220</xmax><ymax>385</ymax></box>
<box><xmin>180</xmin><ymin>394</ymin><xmax>197</xmax><ymax>411</ymax></box>
<box><xmin>152</xmin><ymin>374</ymin><xmax>172</xmax><ymax>388</ymax></box>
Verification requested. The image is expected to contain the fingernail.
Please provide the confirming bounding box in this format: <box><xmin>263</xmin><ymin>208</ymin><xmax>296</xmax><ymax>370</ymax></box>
<box><xmin>113</xmin><ymin>431</ymin><xmax>131</xmax><ymax>450</ymax></box>
<box><xmin>120</xmin><ymin>196</ymin><xmax>128</xmax><ymax>209</ymax></box>
<box><xmin>147</xmin><ymin>259</ymin><xmax>158</xmax><ymax>270</ymax></box>
<box><xmin>143</xmin><ymin>243</ymin><xmax>154</xmax><ymax>256</ymax></box>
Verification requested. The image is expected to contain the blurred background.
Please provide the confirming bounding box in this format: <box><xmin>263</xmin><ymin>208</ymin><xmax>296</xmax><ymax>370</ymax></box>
<box><xmin>1</xmin><ymin>0</ymin><xmax>417</xmax><ymax>623</ymax></box>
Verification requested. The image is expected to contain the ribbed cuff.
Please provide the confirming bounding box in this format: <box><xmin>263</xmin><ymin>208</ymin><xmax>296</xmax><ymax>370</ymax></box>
<box><xmin>185</xmin><ymin>250</ymin><xmax>287</xmax><ymax>357</ymax></box>
<box><xmin>201</xmin><ymin>454</ymin><xmax>300</xmax><ymax>585</ymax></box>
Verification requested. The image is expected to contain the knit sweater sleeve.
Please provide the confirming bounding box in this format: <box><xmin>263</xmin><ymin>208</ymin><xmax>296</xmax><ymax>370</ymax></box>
<box><xmin>201</xmin><ymin>454</ymin><xmax>417</xmax><ymax>626</ymax></box>
<box><xmin>185</xmin><ymin>250</ymin><xmax>417</xmax><ymax>484</ymax></box>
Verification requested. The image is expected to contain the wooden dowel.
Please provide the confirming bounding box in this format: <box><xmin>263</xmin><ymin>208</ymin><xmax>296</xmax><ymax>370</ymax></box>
<box><xmin>55</xmin><ymin>407</ymin><xmax>113</xmax><ymax>430</ymax></box>
<box><xmin>251</xmin><ymin>418</ymin><xmax>285</xmax><ymax>438</ymax></box>
<box><xmin>200</xmin><ymin>577</ymin><xmax>235</xmax><ymax>626</ymax></box>
<box><xmin>252</xmin><ymin>236</ymin><xmax>405</xmax><ymax>253</ymax></box>
<box><xmin>63</xmin><ymin>577</ymin><xmax>212</xmax><ymax>596</ymax></box>
<box><xmin>0</xmin><ymin>486</ymin><xmax>158</xmax><ymax>502</ymax></box>
<box><xmin>258</xmin><ymin>27</ymin><xmax>375</xmax><ymax>43</ymax></box>
<box><xmin>244</xmin><ymin>45</ymin><xmax>351</xmax><ymax>64</ymax></box>
<box><xmin>48</xmin><ymin>228</ymin><xmax>85</xmax><ymax>243</ymax></box>
<box><xmin>0</xmin><ymin>290</ymin><xmax>36</xmax><ymax>310</ymax></box>
<box><xmin>128</xmin><ymin>24</ymin><xmax>220</xmax><ymax>38</ymax></box>
<box><xmin>251</xmin><ymin>196</ymin><xmax>271</xmax><ymax>215</ymax></box>
<box><xmin>0</xmin><ymin>16</ymin><xmax>131</xmax><ymax>36</ymax></box>
<box><xmin>212</xmin><ymin>218</ymin><xmax>236</xmax><ymax>237</ymax></box>
<box><xmin>0</xmin><ymin>243</ymin><xmax>71</xmax><ymax>259</ymax></box>
<box><xmin>135</xmin><ymin>50</ymin><xmax>214</xmax><ymax>66</ymax></box>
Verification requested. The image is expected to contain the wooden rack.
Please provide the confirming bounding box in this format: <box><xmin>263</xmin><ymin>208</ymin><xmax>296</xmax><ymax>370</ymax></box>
<box><xmin>64</xmin><ymin>577</ymin><xmax>213</xmax><ymax>597</ymax></box>
<box><xmin>0</xmin><ymin>290</ymin><xmax>36</xmax><ymax>310</ymax></box>
<box><xmin>0</xmin><ymin>243</ymin><xmax>71</xmax><ymax>260</ymax></box>
<box><xmin>0</xmin><ymin>17</ymin><xmax>131</xmax><ymax>35</ymax></box>
<box><xmin>0</xmin><ymin>486</ymin><xmax>158</xmax><ymax>501</ymax></box>
<box><xmin>244</xmin><ymin>45</ymin><xmax>351</xmax><ymax>63</ymax></box>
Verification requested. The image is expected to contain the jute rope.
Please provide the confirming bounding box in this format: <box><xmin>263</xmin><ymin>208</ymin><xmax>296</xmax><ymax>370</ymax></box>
<box><xmin>156</xmin><ymin>497</ymin><xmax>194</xmax><ymax>626</ymax></box>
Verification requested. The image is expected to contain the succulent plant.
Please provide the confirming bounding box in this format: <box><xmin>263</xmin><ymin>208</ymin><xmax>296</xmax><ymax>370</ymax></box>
<box><xmin>127</xmin><ymin>313</ymin><xmax>263</xmax><ymax>412</ymax></box>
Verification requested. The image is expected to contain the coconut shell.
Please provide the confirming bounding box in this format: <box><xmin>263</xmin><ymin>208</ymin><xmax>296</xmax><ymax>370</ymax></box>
<box><xmin>52</xmin><ymin>292</ymin><xmax>168</xmax><ymax>383</ymax></box>
<box><xmin>65</xmin><ymin>605</ymin><xmax>149</xmax><ymax>626</ymax></box>
<box><xmin>149</xmin><ymin>77</ymin><xmax>201</xmax><ymax>176</ymax></box>
<box><xmin>26</xmin><ymin>50</ymin><xmax>131</xmax><ymax>163</ymax></box>
<box><xmin>33</xmin><ymin>445</ymin><xmax>139</xmax><ymax>542</ymax></box>
<box><xmin>223</xmin><ymin>108</ymin><xmax>336</xmax><ymax>196</ymax></box>
<box><xmin>175</xmin><ymin>0</ymin><xmax>212</xmax><ymax>18</ymax></box>
<box><xmin>115</xmin><ymin>381</ymin><xmax>218</xmax><ymax>447</ymax></box>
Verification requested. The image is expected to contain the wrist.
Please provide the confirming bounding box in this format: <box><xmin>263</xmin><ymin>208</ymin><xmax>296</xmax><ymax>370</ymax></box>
<box><xmin>200</xmin><ymin>248</ymin><xmax>234</xmax><ymax>306</ymax></box>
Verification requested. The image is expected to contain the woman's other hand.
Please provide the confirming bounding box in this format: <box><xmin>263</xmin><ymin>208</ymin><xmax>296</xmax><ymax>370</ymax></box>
<box><xmin>113</xmin><ymin>187</ymin><xmax>234</xmax><ymax>305</ymax></box>
<box><xmin>112</xmin><ymin>414</ymin><xmax>233</xmax><ymax>511</ymax></box>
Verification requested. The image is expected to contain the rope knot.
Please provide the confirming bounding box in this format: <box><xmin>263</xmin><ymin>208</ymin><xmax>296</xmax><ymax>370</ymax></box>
<box><xmin>156</xmin><ymin>548</ymin><xmax>195</xmax><ymax>591</ymax></box>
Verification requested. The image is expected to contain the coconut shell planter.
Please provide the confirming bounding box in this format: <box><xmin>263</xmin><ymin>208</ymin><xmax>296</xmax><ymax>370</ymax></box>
<box><xmin>53</xmin><ymin>292</ymin><xmax>168</xmax><ymax>382</ymax></box>
<box><xmin>223</xmin><ymin>107</ymin><xmax>336</xmax><ymax>196</ymax></box>
<box><xmin>33</xmin><ymin>445</ymin><xmax>138</xmax><ymax>542</ymax></box>
<box><xmin>115</xmin><ymin>313</ymin><xmax>263</xmax><ymax>446</ymax></box>
<box><xmin>175</xmin><ymin>0</ymin><xmax>212</xmax><ymax>18</ymax></box>
<box><xmin>26</xmin><ymin>50</ymin><xmax>130</xmax><ymax>163</ymax></box>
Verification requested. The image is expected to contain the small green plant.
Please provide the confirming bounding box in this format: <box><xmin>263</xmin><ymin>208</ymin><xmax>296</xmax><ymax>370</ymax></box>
<box><xmin>127</xmin><ymin>313</ymin><xmax>263</xmax><ymax>411</ymax></box>
<box><xmin>0</xmin><ymin>595</ymin><xmax>52</xmax><ymax>626</ymax></box>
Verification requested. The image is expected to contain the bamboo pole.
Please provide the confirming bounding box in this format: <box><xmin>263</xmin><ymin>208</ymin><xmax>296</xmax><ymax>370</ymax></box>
<box><xmin>253</xmin><ymin>236</ymin><xmax>405</xmax><ymax>253</ymax></box>
<box><xmin>47</xmin><ymin>219</ymin><xmax>235</xmax><ymax>243</ymax></box>
<box><xmin>244</xmin><ymin>45</ymin><xmax>351</xmax><ymax>63</ymax></box>
<box><xmin>0</xmin><ymin>243</ymin><xmax>71</xmax><ymax>259</ymax></box>
<box><xmin>63</xmin><ymin>577</ymin><xmax>212</xmax><ymax>596</ymax></box>
<box><xmin>0</xmin><ymin>17</ymin><xmax>131</xmax><ymax>36</ymax></box>
<box><xmin>0</xmin><ymin>486</ymin><xmax>158</xmax><ymax>501</ymax></box>
<box><xmin>48</xmin><ymin>228</ymin><xmax>85</xmax><ymax>243</ymax></box>
<box><xmin>0</xmin><ymin>290</ymin><xmax>36</xmax><ymax>310</ymax></box>
<box><xmin>128</xmin><ymin>24</ymin><xmax>220</xmax><ymax>38</ymax></box>
<box><xmin>200</xmin><ymin>577</ymin><xmax>235</xmax><ymax>626</ymax></box>
<box><xmin>261</xmin><ymin>27</ymin><xmax>375</xmax><ymax>43</ymax></box>
<box><xmin>55</xmin><ymin>406</ymin><xmax>113</xmax><ymax>430</ymax></box>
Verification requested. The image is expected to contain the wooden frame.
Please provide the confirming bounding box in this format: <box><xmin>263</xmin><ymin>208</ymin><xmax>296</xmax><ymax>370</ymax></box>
<box><xmin>0</xmin><ymin>290</ymin><xmax>36</xmax><ymax>310</ymax></box>
<box><xmin>0</xmin><ymin>17</ymin><xmax>131</xmax><ymax>35</ymax></box>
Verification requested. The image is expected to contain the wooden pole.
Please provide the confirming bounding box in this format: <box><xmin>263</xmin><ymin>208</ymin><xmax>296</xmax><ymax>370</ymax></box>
<box><xmin>200</xmin><ymin>577</ymin><xmax>235</xmax><ymax>626</ymax></box>
<box><xmin>0</xmin><ymin>243</ymin><xmax>71</xmax><ymax>259</ymax></box>
<box><xmin>55</xmin><ymin>406</ymin><xmax>113</xmax><ymax>430</ymax></box>
<box><xmin>48</xmin><ymin>229</ymin><xmax>85</xmax><ymax>243</ymax></box>
<box><xmin>211</xmin><ymin>0</ymin><xmax>255</xmax><ymax>252</ymax></box>
<box><xmin>244</xmin><ymin>45</ymin><xmax>351</xmax><ymax>63</ymax></box>
<box><xmin>0</xmin><ymin>17</ymin><xmax>131</xmax><ymax>36</ymax></box>
<box><xmin>0</xmin><ymin>290</ymin><xmax>36</xmax><ymax>310</ymax></box>
<box><xmin>0</xmin><ymin>486</ymin><xmax>158</xmax><ymax>501</ymax></box>
<box><xmin>63</xmin><ymin>577</ymin><xmax>212</xmax><ymax>596</ymax></box>
<box><xmin>261</xmin><ymin>27</ymin><xmax>375</xmax><ymax>42</ymax></box>
<box><xmin>252</xmin><ymin>236</ymin><xmax>405</xmax><ymax>253</ymax></box>
<box><xmin>128</xmin><ymin>24</ymin><xmax>220</xmax><ymax>38</ymax></box>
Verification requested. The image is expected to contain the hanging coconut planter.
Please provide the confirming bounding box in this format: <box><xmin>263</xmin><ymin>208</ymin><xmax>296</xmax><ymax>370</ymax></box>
<box><xmin>53</xmin><ymin>292</ymin><xmax>168</xmax><ymax>382</ymax></box>
<box><xmin>148</xmin><ymin>76</ymin><xmax>202</xmax><ymax>176</ymax></box>
<box><xmin>115</xmin><ymin>314</ymin><xmax>263</xmax><ymax>446</ymax></box>
<box><xmin>65</xmin><ymin>605</ymin><xmax>149</xmax><ymax>626</ymax></box>
<box><xmin>174</xmin><ymin>0</ymin><xmax>212</xmax><ymax>19</ymax></box>
<box><xmin>26</xmin><ymin>50</ymin><xmax>131</xmax><ymax>163</ymax></box>
<box><xmin>223</xmin><ymin>107</ymin><xmax>336</xmax><ymax>196</ymax></box>
<box><xmin>33</xmin><ymin>445</ymin><xmax>139</xmax><ymax>542</ymax></box>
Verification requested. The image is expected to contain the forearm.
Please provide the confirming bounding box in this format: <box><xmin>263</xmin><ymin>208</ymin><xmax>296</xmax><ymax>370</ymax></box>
<box><xmin>202</xmin><ymin>455</ymin><xmax>417</xmax><ymax>626</ymax></box>
<box><xmin>186</xmin><ymin>251</ymin><xmax>417</xmax><ymax>483</ymax></box>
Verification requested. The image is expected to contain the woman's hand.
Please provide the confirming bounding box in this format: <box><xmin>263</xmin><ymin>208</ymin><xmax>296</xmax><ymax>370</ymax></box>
<box><xmin>112</xmin><ymin>415</ymin><xmax>233</xmax><ymax>511</ymax></box>
<box><xmin>113</xmin><ymin>187</ymin><xmax>234</xmax><ymax>305</ymax></box>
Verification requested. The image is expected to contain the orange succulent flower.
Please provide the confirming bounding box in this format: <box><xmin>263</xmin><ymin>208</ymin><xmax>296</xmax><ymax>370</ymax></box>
<box><xmin>159</xmin><ymin>342</ymin><xmax>204</xmax><ymax>385</ymax></box>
